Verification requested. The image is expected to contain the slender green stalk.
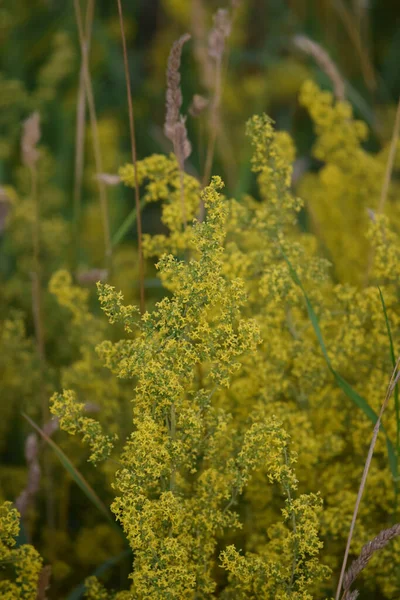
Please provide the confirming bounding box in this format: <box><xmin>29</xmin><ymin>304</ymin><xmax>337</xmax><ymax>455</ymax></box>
<box><xmin>72</xmin><ymin>0</ymin><xmax>94</xmax><ymax>272</ymax></box>
<box><xmin>116</xmin><ymin>0</ymin><xmax>145</xmax><ymax>313</ymax></box>
<box><xmin>29</xmin><ymin>150</ymin><xmax>56</xmax><ymax>542</ymax></box>
<box><xmin>335</xmin><ymin>359</ymin><xmax>400</xmax><ymax>600</ymax></box>
<box><xmin>202</xmin><ymin>57</ymin><xmax>222</xmax><ymax>190</ymax></box>
<box><xmin>73</xmin><ymin>0</ymin><xmax>112</xmax><ymax>273</ymax></box>
<box><xmin>364</xmin><ymin>96</ymin><xmax>400</xmax><ymax>286</ymax></box>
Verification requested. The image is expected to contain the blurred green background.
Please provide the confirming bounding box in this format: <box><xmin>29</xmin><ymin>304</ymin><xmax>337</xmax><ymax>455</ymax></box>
<box><xmin>1</xmin><ymin>0</ymin><xmax>400</xmax><ymax>254</ymax></box>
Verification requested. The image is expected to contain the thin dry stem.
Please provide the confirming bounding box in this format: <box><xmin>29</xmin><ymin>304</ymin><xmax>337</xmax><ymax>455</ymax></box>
<box><xmin>342</xmin><ymin>523</ymin><xmax>400</xmax><ymax>599</ymax></box>
<box><xmin>22</xmin><ymin>112</ymin><xmax>57</xmax><ymax>537</ymax></box>
<box><xmin>165</xmin><ymin>33</ymin><xmax>192</xmax><ymax>229</ymax></box>
<box><xmin>191</xmin><ymin>0</ymin><xmax>214</xmax><ymax>89</ymax></box>
<box><xmin>36</xmin><ymin>565</ymin><xmax>51</xmax><ymax>600</ymax></box>
<box><xmin>331</xmin><ymin>0</ymin><xmax>376</xmax><ymax>92</ymax></box>
<box><xmin>22</xmin><ymin>113</ymin><xmax>46</xmax><ymax>401</ymax></box>
<box><xmin>15</xmin><ymin>433</ymin><xmax>41</xmax><ymax>523</ymax></box>
<box><xmin>335</xmin><ymin>357</ymin><xmax>400</xmax><ymax>600</ymax></box>
<box><xmin>73</xmin><ymin>0</ymin><xmax>112</xmax><ymax>272</ymax></box>
<box><xmin>0</xmin><ymin>187</ymin><xmax>11</xmax><ymax>233</ymax></box>
<box><xmin>72</xmin><ymin>0</ymin><xmax>94</xmax><ymax>272</ymax></box>
<box><xmin>378</xmin><ymin>97</ymin><xmax>400</xmax><ymax>214</ymax></box>
<box><xmin>189</xmin><ymin>94</ymin><xmax>209</xmax><ymax>118</ymax></box>
<box><xmin>202</xmin><ymin>9</ymin><xmax>231</xmax><ymax>192</ymax></box>
<box><xmin>364</xmin><ymin>96</ymin><xmax>400</xmax><ymax>286</ymax></box>
<box><xmin>116</xmin><ymin>0</ymin><xmax>145</xmax><ymax>313</ymax></box>
<box><xmin>293</xmin><ymin>35</ymin><xmax>346</xmax><ymax>101</ymax></box>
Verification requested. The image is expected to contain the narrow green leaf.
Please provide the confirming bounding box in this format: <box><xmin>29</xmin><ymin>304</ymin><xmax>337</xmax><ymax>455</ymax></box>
<box><xmin>22</xmin><ymin>413</ymin><xmax>124</xmax><ymax>539</ymax></box>
<box><xmin>112</xmin><ymin>198</ymin><xmax>146</xmax><ymax>247</ymax></box>
<box><xmin>378</xmin><ymin>287</ymin><xmax>400</xmax><ymax>472</ymax></box>
<box><xmin>280</xmin><ymin>248</ymin><xmax>398</xmax><ymax>482</ymax></box>
<box><xmin>66</xmin><ymin>549</ymin><xmax>132</xmax><ymax>600</ymax></box>
<box><xmin>379</xmin><ymin>287</ymin><xmax>397</xmax><ymax>368</ymax></box>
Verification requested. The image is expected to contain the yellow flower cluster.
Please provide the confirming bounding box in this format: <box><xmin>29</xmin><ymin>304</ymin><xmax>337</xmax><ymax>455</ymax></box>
<box><xmin>0</xmin><ymin>502</ymin><xmax>43</xmax><ymax>599</ymax></box>
<box><xmin>51</xmin><ymin>176</ymin><xmax>329</xmax><ymax>597</ymax></box>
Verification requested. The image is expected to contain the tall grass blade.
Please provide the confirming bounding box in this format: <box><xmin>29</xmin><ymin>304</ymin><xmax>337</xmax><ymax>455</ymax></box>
<box><xmin>112</xmin><ymin>198</ymin><xmax>146</xmax><ymax>248</ymax></box>
<box><xmin>378</xmin><ymin>286</ymin><xmax>400</xmax><ymax>486</ymax></box>
<box><xmin>280</xmin><ymin>247</ymin><xmax>398</xmax><ymax>483</ymax></box>
<box><xmin>22</xmin><ymin>413</ymin><xmax>124</xmax><ymax>539</ymax></box>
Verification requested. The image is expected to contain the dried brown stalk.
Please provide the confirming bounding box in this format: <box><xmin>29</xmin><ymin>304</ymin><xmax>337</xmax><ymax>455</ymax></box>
<box><xmin>202</xmin><ymin>9</ymin><xmax>232</xmax><ymax>191</ymax></box>
<box><xmin>15</xmin><ymin>433</ymin><xmax>41</xmax><ymax>522</ymax></box>
<box><xmin>165</xmin><ymin>33</ymin><xmax>192</xmax><ymax>228</ymax></box>
<box><xmin>95</xmin><ymin>173</ymin><xmax>121</xmax><ymax>186</ymax></box>
<box><xmin>21</xmin><ymin>112</ymin><xmax>41</xmax><ymax>168</ymax></box>
<box><xmin>21</xmin><ymin>113</ymin><xmax>46</xmax><ymax>388</ymax></box>
<box><xmin>377</xmin><ymin>97</ymin><xmax>400</xmax><ymax>215</ymax></box>
<box><xmin>21</xmin><ymin>112</ymin><xmax>56</xmax><ymax>534</ymax></box>
<box><xmin>73</xmin><ymin>0</ymin><xmax>112</xmax><ymax>273</ymax></box>
<box><xmin>331</xmin><ymin>0</ymin><xmax>376</xmax><ymax>92</ymax></box>
<box><xmin>335</xmin><ymin>357</ymin><xmax>400</xmax><ymax>600</ymax></box>
<box><xmin>116</xmin><ymin>0</ymin><xmax>145</xmax><ymax>313</ymax></box>
<box><xmin>293</xmin><ymin>35</ymin><xmax>345</xmax><ymax>101</ymax></box>
<box><xmin>0</xmin><ymin>187</ymin><xmax>11</xmax><ymax>233</ymax></box>
<box><xmin>364</xmin><ymin>96</ymin><xmax>400</xmax><ymax>286</ymax></box>
<box><xmin>73</xmin><ymin>0</ymin><xmax>95</xmax><ymax>272</ymax></box>
<box><xmin>36</xmin><ymin>565</ymin><xmax>51</xmax><ymax>600</ymax></box>
<box><xmin>76</xmin><ymin>268</ymin><xmax>108</xmax><ymax>285</ymax></box>
<box><xmin>342</xmin><ymin>523</ymin><xmax>400</xmax><ymax>599</ymax></box>
<box><xmin>189</xmin><ymin>94</ymin><xmax>209</xmax><ymax>118</ymax></box>
<box><xmin>191</xmin><ymin>0</ymin><xmax>214</xmax><ymax>90</ymax></box>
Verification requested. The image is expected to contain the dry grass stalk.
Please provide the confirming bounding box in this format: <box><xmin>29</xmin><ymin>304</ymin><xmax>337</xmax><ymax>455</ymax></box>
<box><xmin>0</xmin><ymin>187</ymin><xmax>11</xmax><ymax>233</ymax></box>
<box><xmin>202</xmin><ymin>9</ymin><xmax>232</xmax><ymax>192</ymax></box>
<box><xmin>73</xmin><ymin>0</ymin><xmax>94</xmax><ymax>272</ymax></box>
<box><xmin>165</xmin><ymin>33</ymin><xmax>192</xmax><ymax>164</ymax></box>
<box><xmin>377</xmin><ymin>97</ymin><xmax>400</xmax><ymax>214</ymax></box>
<box><xmin>76</xmin><ymin>268</ymin><xmax>108</xmax><ymax>284</ymax></box>
<box><xmin>191</xmin><ymin>0</ymin><xmax>214</xmax><ymax>90</ymax></box>
<box><xmin>208</xmin><ymin>9</ymin><xmax>231</xmax><ymax>61</ymax></box>
<box><xmin>116</xmin><ymin>0</ymin><xmax>145</xmax><ymax>313</ymax></box>
<box><xmin>335</xmin><ymin>357</ymin><xmax>400</xmax><ymax>600</ymax></box>
<box><xmin>22</xmin><ymin>112</ymin><xmax>56</xmax><ymax>534</ymax></box>
<box><xmin>189</xmin><ymin>94</ymin><xmax>209</xmax><ymax>118</ymax></box>
<box><xmin>15</xmin><ymin>433</ymin><xmax>41</xmax><ymax>521</ymax></box>
<box><xmin>21</xmin><ymin>113</ymin><xmax>46</xmax><ymax>371</ymax></box>
<box><xmin>36</xmin><ymin>565</ymin><xmax>51</xmax><ymax>600</ymax></box>
<box><xmin>342</xmin><ymin>523</ymin><xmax>400</xmax><ymax>599</ymax></box>
<box><xmin>21</xmin><ymin>112</ymin><xmax>41</xmax><ymax>168</ymax></box>
<box><xmin>331</xmin><ymin>0</ymin><xmax>376</xmax><ymax>92</ymax></box>
<box><xmin>293</xmin><ymin>35</ymin><xmax>346</xmax><ymax>101</ymax></box>
<box><xmin>165</xmin><ymin>33</ymin><xmax>192</xmax><ymax>228</ymax></box>
<box><xmin>95</xmin><ymin>173</ymin><xmax>121</xmax><ymax>186</ymax></box>
<box><xmin>73</xmin><ymin>0</ymin><xmax>112</xmax><ymax>272</ymax></box>
<box><xmin>364</xmin><ymin>96</ymin><xmax>400</xmax><ymax>286</ymax></box>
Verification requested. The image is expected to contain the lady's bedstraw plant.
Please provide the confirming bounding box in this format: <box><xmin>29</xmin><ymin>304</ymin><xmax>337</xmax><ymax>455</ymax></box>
<box><xmin>4</xmin><ymin>75</ymin><xmax>399</xmax><ymax>596</ymax></box>
<box><xmin>49</xmin><ymin>177</ymin><xmax>329</xmax><ymax>598</ymax></box>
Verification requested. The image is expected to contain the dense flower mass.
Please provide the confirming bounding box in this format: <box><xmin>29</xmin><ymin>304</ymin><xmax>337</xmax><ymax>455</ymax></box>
<box><xmin>1</xmin><ymin>80</ymin><xmax>400</xmax><ymax>598</ymax></box>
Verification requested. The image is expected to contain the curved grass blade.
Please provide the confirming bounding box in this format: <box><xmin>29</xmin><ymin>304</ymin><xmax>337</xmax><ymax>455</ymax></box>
<box><xmin>22</xmin><ymin>413</ymin><xmax>125</xmax><ymax>540</ymax></box>
<box><xmin>112</xmin><ymin>197</ymin><xmax>146</xmax><ymax>248</ymax></box>
<box><xmin>378</xmin><ymin>287</ymin><xmax>400</xmax><ymax>491</ymax></box>
<box><xmin>67</xmin><ymin>548</ymin><xmax>132</xmax><ymax>600</ymax></box>
<box><xmin>280</xmin><ymin>248</ymin><xmax>398</xmax><ymax>484</ymax></box>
